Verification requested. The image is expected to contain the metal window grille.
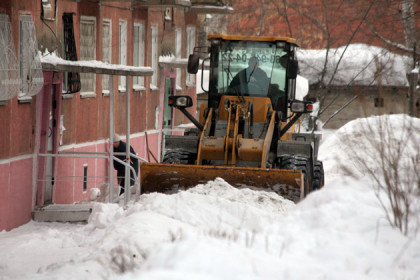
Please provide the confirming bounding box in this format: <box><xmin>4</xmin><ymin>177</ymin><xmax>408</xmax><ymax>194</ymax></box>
<box><xmin>19</xmin><ymin>14</ymin><xmax>43</xmax><ymax>97</ymax></box>
<box><xmin>102</xmin><ymin>20</ymin><xmax>111</xmax><ymax>92</ymax></box>
<box><xmin>80</xmin><ymin>17</ymin><xmax>96</xmax><ymax>93</ymax></box>
<box><xmin>0</xmin><ymin>14</ymin><xmax>19</xmax><ymax>101</ymax></box>
<box><xmin>62</xmin><ymin>13</ymin><xmax>80</xmax><ymax>94</ymax></box>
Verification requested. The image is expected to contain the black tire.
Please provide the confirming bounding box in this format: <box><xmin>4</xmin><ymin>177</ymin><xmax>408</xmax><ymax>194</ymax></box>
<box><xmin>162</xmin><ymin>149</ymin><xmax>196</xmax><ymax>165</ymax></box>
<box><xmin>312</xmin><ymin>160</ymin><xmax>324</xmax><ymax>190</ymax></box>
<box><xmin>276</xmin><ymin>155</ymin><xmax>312</xmax><ymax>196</ymax></box>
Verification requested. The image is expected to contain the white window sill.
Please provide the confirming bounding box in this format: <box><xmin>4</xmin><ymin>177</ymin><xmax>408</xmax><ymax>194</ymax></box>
<box><xmin>80</xmin><ymin>92</ymin><xmax>96</xmax><ymax>99</ymax></box>
<box><xmin>102</xmin><ymin>90</ymin><xmax>110</xmax><ymax>97</ymax></box>
<box><xmin>62</xmin><ymin>93</ymin><xmax>74</xmax><ymax>100</ymax></box>
<box><xmin>118</xmin><ymin>87</ymin><xmax>126</xmax><ymax>93</ymax></box>
<box><xmin>186</xmin><ymin>83</ymin><xmax>195</xmax><ymax>88</ymax></box>
<box><xmin>18</xmin><ymin>95</ymin><xmax>33</xmax><ymax>104</ymax></box>
<box><xmin>176</xmin><ymin>85</ymin><xmax>183</xmax><ymax>91</ymax></box>
<box><xmin>150</xmin><ymin>84</ymin><xmax>159</xmax><ymax>91</ymax></box>
<box><xmin>133</xmin><ymin>85</ymin><xmax>146</xmax><ymax>92</ymax></box>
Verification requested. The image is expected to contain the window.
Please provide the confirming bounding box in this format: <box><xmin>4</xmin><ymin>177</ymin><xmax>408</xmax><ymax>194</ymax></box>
<box><xmin>102</xmin><ymin>19</ymin><xmax>112</xmax><ymax>95</ymax></box>
<box><xmin>0</xmin><ymin>13</ymin><xmax>19</xmax><ymax>101</ymax></box>
<box><xmin>63</xmin><ymin>13</ymin><xmax>80</xmax><ymax>95</ymax></box>
<box><xmin>18</xmin><ymin>14</ymin><xmax>43</xmax><ymax>100</ymax></box>
<box><xmin>150</xmin><ymin>25</ymin><xmax>158</xmax><ymax>90</ymax></box>
<box><xmin>155</xmin><ymin>106</ymin><xmax>159</xmax><ymax>130</ymax></box>
<box><xmin>119</xmin><ymin>20</ymin><xmax>127</xmax><ymax>92</ymax></box>
<box><xmin>133</xmin><ymin>22</ymin><xmax>145</xmax><ymax>90</ymax></box>
<box><xmin>186</xmin><ymin>26</ymin><xmax>196</xmax><ymax>87</ymax></box>
<box><xmin>175</xmin><ymin>28</ymin><xmax>182</xmax><ymax>90</ymax></box>
<box><xmin>80</xmin><ymin>16</ymin><xmax>96</xmax><ymax>97</ymax></box>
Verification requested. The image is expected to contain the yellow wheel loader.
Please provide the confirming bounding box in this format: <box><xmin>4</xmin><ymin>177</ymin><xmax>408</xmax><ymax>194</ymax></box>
<box><xmin>140</xmin><ymin>34</ymin><xmax>324</xmax><ymax>202</ymax></box>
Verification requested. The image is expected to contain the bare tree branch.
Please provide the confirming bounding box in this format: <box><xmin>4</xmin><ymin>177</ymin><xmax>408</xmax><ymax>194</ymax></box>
<box><xmin>327</xmin><ymin>0</ymin><xmax>377</xmax><ymax>87</ymax></box>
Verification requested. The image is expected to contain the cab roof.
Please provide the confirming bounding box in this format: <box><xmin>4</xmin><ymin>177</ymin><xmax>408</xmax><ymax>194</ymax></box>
<box><xmin>207</xmin><ymin>34</ymin><xmax>298</xmax><ymax>46</ymax></box>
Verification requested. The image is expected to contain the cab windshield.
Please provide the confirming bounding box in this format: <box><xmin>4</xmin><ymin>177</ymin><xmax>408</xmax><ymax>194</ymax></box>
<box><xmin>217</xmin><ymin>40</ymin><xmax>288</xmax><ymax>103</ymax></box>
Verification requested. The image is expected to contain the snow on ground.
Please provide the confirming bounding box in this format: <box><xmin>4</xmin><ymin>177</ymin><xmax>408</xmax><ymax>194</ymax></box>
<box><xmin>1</xmin><ymin>114</ymin><xmax>420</xmax><ymax>280</ymax></box>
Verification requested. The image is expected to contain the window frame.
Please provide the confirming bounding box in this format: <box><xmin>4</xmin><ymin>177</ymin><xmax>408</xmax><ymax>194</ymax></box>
<box><xmin>133</xmin><ymin>21</ymin><xmax>146</xmax><ymax>91</ymax></box>
<box><xmin>102</xmin><ymin>19</ymin><xmax>112</xmax><ymax>96</ymax></box>
<box><xmin>186</xmin><ymin>26</ymin><xmax>196</xmax><ymax>88</ymax></box>
<box><xmin>150</xmin><ymin>24</ymin><xmax>159</xmax><ymax>90</ymax></box>
<box><xmin>175</xmin><ymin>27</ymin><xmax>182</xmax><ymax>91</ymax></box>
<box><xmin>79</xmin><ymin>16</ymin><xmax>97</xmax><ymax>98</ymax></box>
<box><xmin>119</xmin><ymin>20</ymin><xmax>127</xmax><ymax>93</ymax></box>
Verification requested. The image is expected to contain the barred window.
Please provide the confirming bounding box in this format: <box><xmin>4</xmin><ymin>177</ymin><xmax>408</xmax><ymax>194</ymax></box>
<box><xmin>80</xmin><ymin>16</ymin><xmax>96</xmax><ymax>95</ymax></box>
<box><xmin>0</xmin><ymin>14</ymin><xmax>19</xmax><ymax>101</ymax></box>
<box><xmin>18</xmin><ymin>14</ymin><xmax>43</xmax><ymax>99</ymax></box>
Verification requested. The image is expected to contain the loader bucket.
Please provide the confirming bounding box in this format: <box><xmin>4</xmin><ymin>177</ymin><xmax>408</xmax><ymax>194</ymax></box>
<box><xmin>140</xmin><ymin>162</ymin><xmax>305</xmax><ymax>202</ymax></box>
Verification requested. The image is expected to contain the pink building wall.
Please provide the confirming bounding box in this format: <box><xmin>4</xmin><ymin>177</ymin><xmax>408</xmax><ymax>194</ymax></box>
<box><xmin>0</xmin><ymin>157</ymin><xmax>33</xmax><ymax>231</ymax></box>
<box><xmin>52</xmin><ymin>132</ymin><xmax>159</xmax><ymax>205</ymax></box>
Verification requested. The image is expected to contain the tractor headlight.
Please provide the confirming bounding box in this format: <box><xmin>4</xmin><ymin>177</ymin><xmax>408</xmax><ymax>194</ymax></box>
<box><xmin>176</xmin><ymin>97</ymin><xmax>189</xmax><ymax>107</ymax></box>
<box><xmin>169</xmin><ymin>96</ymin><xmax>193</xmax><ymax>108</ymax></box>
<box><xmin>290</xmin><ymin>100</ymin><xmax>313</xmax><ymax>113</ymax></box>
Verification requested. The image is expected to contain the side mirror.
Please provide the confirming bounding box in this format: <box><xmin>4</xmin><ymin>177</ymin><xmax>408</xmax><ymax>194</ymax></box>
<box><xmin>286</xmin><ymin>60</ymin><xmax>298</xmax><ymax>79</ymax></box>
<box><xmin>169</xmin><ymin>95</ymin><xmax>193</xmax><ymax>108</ymax></box>
<box><xmin>290</xmin><ymin>100</ymin><xmax>313</xmax><ymax>113</ymax></box>
<box><xmin>187</xmin><ymin>54</ymin><xmax>199</xmax><ymax>74</ymax></box>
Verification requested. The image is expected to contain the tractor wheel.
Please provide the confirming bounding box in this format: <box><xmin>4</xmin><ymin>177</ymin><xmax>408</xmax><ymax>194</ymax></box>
<box><xmin>312</xmin><ymin>161</ymin><xmax>324</xmax><ymax>190</ymax></box>
<box><xmin>276</xmin><ymin>155</ymin><xmax>312</xmax><ymax>195</ymax></box>
<box><xmin>162</xmin><ymin>149</ymin><xmax>196</xmax><ymax>165</ymax></box>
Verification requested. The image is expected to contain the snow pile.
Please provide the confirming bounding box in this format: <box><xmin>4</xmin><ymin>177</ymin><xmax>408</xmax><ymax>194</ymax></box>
<box><xmin>298</xmin><ymin>44</ymin><xmax>412</xmax><ymax>87</ymax></box>
<box><xmin>319</xmin><ymin>114</ymin><xmax>420</xmax><ymax>182</ymax></box>
<box><xmin>0</xmin><ymin>115</ymin><xmax>420</xmax><ymax>279</ymax></box>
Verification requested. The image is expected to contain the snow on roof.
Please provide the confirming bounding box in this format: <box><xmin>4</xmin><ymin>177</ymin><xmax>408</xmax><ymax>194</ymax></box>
<box><xmin>159</xmin><ymin>55</ymin><xmax>188</xmax><ymax>68</ymax></box>
<box><xmin>298</xmin><ymin>44</ymin><xmax>412</xmax><ymax>87</ymax></box>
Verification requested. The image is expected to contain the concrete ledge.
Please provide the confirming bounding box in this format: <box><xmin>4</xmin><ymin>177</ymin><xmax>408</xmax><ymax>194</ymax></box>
<box><xmin>33</xmin><ymin>204</ymin><xmax>93</xmax><ymax>223</ymax></box>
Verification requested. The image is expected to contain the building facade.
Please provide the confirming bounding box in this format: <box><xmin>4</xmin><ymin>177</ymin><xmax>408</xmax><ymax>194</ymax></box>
<box><xmin>0</xmin><ymin>0</ymin><xmax>231</xmax><ymax>231</ymax></box>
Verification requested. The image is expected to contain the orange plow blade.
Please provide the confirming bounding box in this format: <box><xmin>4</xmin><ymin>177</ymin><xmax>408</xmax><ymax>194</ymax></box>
<box><xmin>140</xmin><ymin>162</ymin><xmax>304</xmax><ymax>202</ymax></box>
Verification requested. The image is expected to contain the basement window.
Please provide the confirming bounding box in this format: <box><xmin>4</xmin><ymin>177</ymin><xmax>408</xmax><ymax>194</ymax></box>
<box><xmin>83</xmin><ymin>164</ymin><xmax>88</xmax><ymax>192</ymax></box>
<box><xmin>374</xmin><ymin>97</ymin><xmax>384</xmax><ymax>108</ymax></box>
